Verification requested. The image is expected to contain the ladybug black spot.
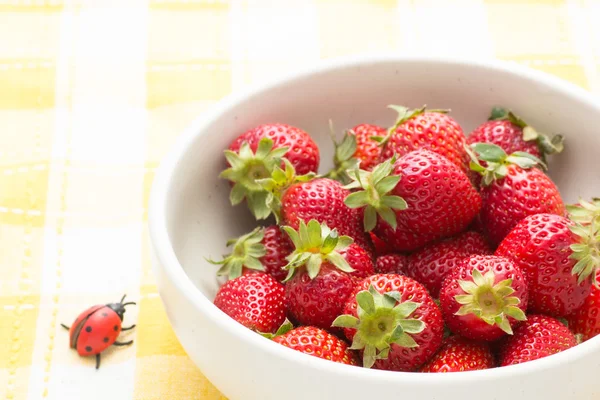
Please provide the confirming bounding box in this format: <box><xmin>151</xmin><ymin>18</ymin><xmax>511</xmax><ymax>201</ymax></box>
<box><xmin>85</xmin><ymin>326</ymin><xmax>92</xmax><ymax>333</ymax></box>
<box><xmin>103</xmin><ymin>337</ymin><xmax>109</xmax><ymax>343</ymax></box>
<box><xmin>113</xmin><ymin>325</ymin><xmax>118</xmax><ymax>331</ymax></box>
<box><xmin>85</xmin><ymin>346</ymin><xmax>92</xmax><ymax>352</ymax></box>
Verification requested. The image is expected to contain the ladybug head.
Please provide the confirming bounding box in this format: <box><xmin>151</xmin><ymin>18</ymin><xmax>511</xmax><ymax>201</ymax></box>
<box><xmin>107</xmin><ymin>294</ymin><xmax>136</xmax><ymax>321</ymax></box>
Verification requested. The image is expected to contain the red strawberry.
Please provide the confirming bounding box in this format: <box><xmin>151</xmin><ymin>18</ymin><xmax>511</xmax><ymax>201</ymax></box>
<box><xmin>332</xmin><ymin>274</ymin><xmax>444</xmax><ymax>371</ymax></box>
<box><xmin>495</xmin><ymin>213</ymin><xmax>597</xmax><ymax>317</ymax></box>
<box><xmin>469</xmin><ymin>143</ymin><xmax>565</xmax><ymax>245</ymax></box>
<box><xmin>468</xmin><ymin>107</ymin><xmax>563</xmax><ymax>161</ymax></box>
<box><xmin>375</xmin><ymin>253</ymin><xmax>408</xmax><ymax>275</ymax></box>
<box><xmin>566</xmin><ymin>279</ymin><xmax>600</xmax><ymax>342</ymax></box>
<box><xmin>208</xmin><ymin>226</ymin><xmax>293</xmax><ymax>282</ymax></box>
<box><xmin>344</xmin><ymin>149</ymin><xmax>481</xmax><ymax>252</ymax></box>
<box><xmin>213</xmin><ymin>273</ymin><xmax>286</xmax><ymax>334</ymax></box>
<box><xmin>272</xmin><ymin>326</ymin><xmax>359</xmax><ymax>365</ymax></box>
<box><xmin>498</xmin><ymin>314</ymin><xmax>576</xmax><ymax>366</ymax></box>
<box><xmin>221</xmin><ymin>124</ymin><xmax>319</xmax><ymax>219</ymax></box>
<box><xmin>419</xmin><ymin>335</ymin><xmax>495</xmax><ymax>373</ymax></box>
<box><xmin>439</xmin><ymin>255</ymin><xmax>528</xmax><ymax>341</ymax></box>
<box><xmin>282</xmin><ymin>220</ymin><xmax>374</xmax><ymax>330</ymax></box>
<box><xmin>280</xmin><ymin>177</ymin><xmax>373</xmax><ymax>253</ymax></box>
<box><xmin>353</xmin><ymin>124</ymin><xmax>387</xmax><ymax>170</ymax></box>
<box><xmin>407</xmin><ymin>231</ymin><xmax>492</xmax><ymax>298</ymax></box>
<box><xmin>379</xmin><ymin>105</ymin><xmax>470</xmax><ymax>175</ymax></box>
<box><xmin>228</xmin><ymin>123</ymin><xmax>319</xmax><ymax>176</ymax></box>
<box><xmin>327</xmin><ymin>124</ymin><xmax>387</xmax><ymax>183</ymax></box>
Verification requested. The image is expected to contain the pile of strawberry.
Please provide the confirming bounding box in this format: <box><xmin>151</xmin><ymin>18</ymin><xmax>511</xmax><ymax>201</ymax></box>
<box><xmin>208</xmin><ymin>105</ymin><xmax>600</xmax><ymax>373</ymax></box>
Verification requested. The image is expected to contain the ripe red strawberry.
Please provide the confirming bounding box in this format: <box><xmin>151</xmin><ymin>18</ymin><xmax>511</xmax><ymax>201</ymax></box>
<box><xmin>419</xmin><ymin>335</ymin><xmax>495</xmax><ymax>373</ymax></box>
<box><xmin>566</xmin><ymin>280</ymin><xmax>600</xmax><ymax>342</ymax></box>
<box><xmin>407</xmin><ymin>231</ymin><xmax>492</xmax><ymax>298</ymax></box>
<box><xmin>344</xmin><ymin>149</ymin><xmax>481</xmax><ymax>252</ymax></box>
<box><xmin>283</xmin><ymin>220</ymin><xmax>374</xmax><ymax>330</ymax></box>
<box><xmin>498</xmin><ymin>314</ymin><xmax>576</xmax><ymax>366</ymax></box>
<box><xmin>208</xmin><ymin>225</ymin><xmax>293</xmax><ymax>282</ymax></box>
<box><xmin>228</xmin><ymin>123</ymin><xmax>319</xmax><ymax>176</ymax></box>
<box><xmin>375</xmin><ymin>253</ymin><xmax>408</xmax><ymax>275</ymax></box>
<box><xmin>495</xmin><ymin>213</ymin><xmax>597</xmax><ymax>317</ymax></box>
<box><xmin>328</xmin><ymin>124</ymin><xmax>388</xmax><ymax>182</ymax></box>
<box><xmin>439</xmin><ymin>255</ymin><xmax>528</xmax><ymax>341</ymax></box>
<box><xmin>221</xmin><ymin>124</ymin><xmax>319</xmax><ymax>219</ymax></box>
<box><xmin>213</xmin><ymin>273</ymin><xmax>286</xmax><ymax>334</ymax></box>
<box><xmin>468</xmin><ymin>107</ymin><xmax>563</xmax><ymax>161</ymax></box>
<box><xmin>279</xmin><ymin>177</ymin><xmax>373</xmax><ymax>253</ymax></box>
<box><xmin>332</xmin><ymin>274</ymin><xmax>444</xmax><ymax>371</ymax></box>
<box><xmin>379</xmin><ymin>105</ymin><xmax>470</xmax><ymax>175</ymax></box>
<box><xmin>469</xmin><ymin>143</ymin><xmax>565</xmax><ymax>245</ymax></box>
<box><xmin>272</xmin><ymin>326</ymin><xmax>359</xmax><ymax>365</ymax></box>
<box><xmin>353</xmin><ymin>124</ymin><xmax>387</xmax><ymax>170</ymax></box>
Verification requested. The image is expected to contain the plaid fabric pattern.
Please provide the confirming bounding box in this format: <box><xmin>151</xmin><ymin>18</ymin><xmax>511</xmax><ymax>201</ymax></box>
<box><xmin>0</xmin><ymin>0</ymin><xmax>597</xmax><ymax>398</ymax></box>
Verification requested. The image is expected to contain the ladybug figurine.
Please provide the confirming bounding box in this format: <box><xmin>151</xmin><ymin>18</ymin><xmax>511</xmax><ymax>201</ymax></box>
<box><xmin>61</xmin><ymin>294</ymin><xmax>136</xmax><ymax>369</ymax></box>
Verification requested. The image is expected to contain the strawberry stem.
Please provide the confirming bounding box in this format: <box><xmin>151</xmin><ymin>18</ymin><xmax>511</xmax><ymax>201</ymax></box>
<box><xmin>467</xmin><ymin>143</ymin><xmax>547</xmax><ymax>186</ymax></box>
<box><xmin>487</xmin><ymin>107</ymin><xmax>564</xmax><ymax>159</ymax></box>
<box><xmin>567</xmin><ymin>198</ymin><xmax>600</xmax><ymax>226</ymax></box>
<box><xmin>220</xmin><ymin>137</ymin><xmax>289</xmax><ymax>220</ymax></box>
<box><xmin>569</xmin><ymin>218</ymin><xmax>600</xmax><ymax>288</ymax></box>
<box><xmin>325</xmin><ymin>126</ymin><xmax>361</xmax><ymax>184</ymax></box>
<box><xmin>343</xmin><ymin>157</ymin><xmax>407</xmax><ymax>232</ymax></box>
<box><xmin>281</xmin><ymin>220</ymin><xmax>354</xmax><ymax>281</ymax></box>
<box><xmin>332</xmin><ymin>284</ymin><xmax>424</xmax><ymax>368</ymax></box>
<box><xmin>454</xmin><ymin>269</ymin><xmax>526</xmax><ymax>335</ymax></box>
<box><xmin>206</xmin><ymin>227</ymin><xmax>267</xmax><ymax>280</ymax></box>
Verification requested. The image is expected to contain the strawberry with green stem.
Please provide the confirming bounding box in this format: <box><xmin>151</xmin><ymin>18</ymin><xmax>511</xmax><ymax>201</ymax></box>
<box><xmin>221</xmin><ymin>138</ymin><xmax>289</xmax><ymax>219</ymax></box>
<box><xmin>468</xmin><ymin>143</ymin><xmax>565</xmax><ymax>245</ymax></box>
<box><xmin>222</xmin><ymin>123</ymin><xmax>319</xmax><ymax>220</ymax></box>
<box><xmin>207</xmin><ymin>225</ymin><xmax>293</xmax><ymax>282</ymax></box>
<box><xmin>333</xmin><ymin>274</ymin><xmax>444</xmax><ymax>371</ymax></box>
<box><xmin>439</xmin><ymin>255</ymin><xmax>528</xmax><ymax>341</ymax></box>
<box><xmin>282</xmin><ymin>220</ymin><xmax>374</xmax><ymax>330</ymax></box>
<box><xmin>262</xmin><ymin>164</ymin><xmax>373</xmax><ymax>253</ymax></box>
<box><xmin>468</xmin><ymin>107</ymin><xmax>564</xmax><ymax>162</ymax></box>
<box><xmin>496</xmin><ymin>213</ymin><xmax>598</xmax><ymax>317</ymax></box>
<box><xmin>344</xmin><ymin>149</ymin><xmax>481</xmax><ymax>252</ymax></box>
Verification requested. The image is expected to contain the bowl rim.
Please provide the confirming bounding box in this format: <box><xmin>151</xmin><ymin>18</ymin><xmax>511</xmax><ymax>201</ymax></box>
<box><xmin>148</xmin><ymin>54</ymin><xmax>600</xmax><ymax>384</ymax></box>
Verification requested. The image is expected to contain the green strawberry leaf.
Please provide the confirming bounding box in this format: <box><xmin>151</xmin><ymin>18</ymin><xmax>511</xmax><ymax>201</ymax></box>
<box><xmin>206</xmin><ymin>227</ymin><xmax>266</xmax><ymax>280</ymax></box>
<box><xmin>281</xmin><ymin>219</ymin><xmax>354</xmax><ymax>281</ymax></box>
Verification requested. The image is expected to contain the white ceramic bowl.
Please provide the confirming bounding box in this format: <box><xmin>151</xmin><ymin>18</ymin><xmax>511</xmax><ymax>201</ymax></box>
<box><xmin>148</xmin><ymin>56</ymin><xmax>600</xmax><ymax>400</ymax></box>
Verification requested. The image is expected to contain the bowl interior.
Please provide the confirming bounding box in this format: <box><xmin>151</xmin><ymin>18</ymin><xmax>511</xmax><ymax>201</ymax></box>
<box><xmin>162</xmin><ymin>58</ymin><xmax>600</xmax><ymax>301</ymax></box>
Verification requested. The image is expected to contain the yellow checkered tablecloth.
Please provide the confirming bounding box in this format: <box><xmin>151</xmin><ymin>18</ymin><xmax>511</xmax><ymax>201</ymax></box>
<box><xmin>1</xmin><ymin>0</ymin><xmax>599</xmax><ymax>398</ymax></box>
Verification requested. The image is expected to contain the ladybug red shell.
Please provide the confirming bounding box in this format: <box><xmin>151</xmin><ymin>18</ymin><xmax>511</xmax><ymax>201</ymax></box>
<box><xmin>62</xmin><ymin>295</ymin><xmax>136</xmax><ymax>369</ymax></box>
